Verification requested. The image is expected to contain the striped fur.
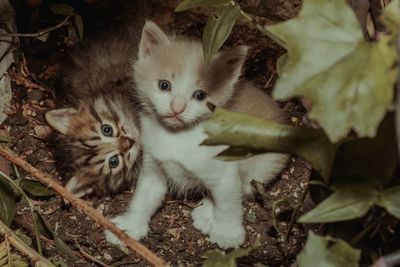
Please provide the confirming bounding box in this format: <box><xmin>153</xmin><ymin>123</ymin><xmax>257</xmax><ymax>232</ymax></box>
<box><xmin>46</xmin><ymin>28</ymin><xmax>142</xmax><ymax>197</ymax></box>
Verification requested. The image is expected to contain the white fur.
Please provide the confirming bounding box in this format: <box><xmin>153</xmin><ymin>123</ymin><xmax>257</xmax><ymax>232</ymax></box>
<box><xmin>105</xmin><ymin>116</ymin><xmax>286</xmax><ymax>248</ymax></box>
<box><xmin>105</xmin><ymin>21</ymin><xmax>288</xmax><ymax>249</ymax></box>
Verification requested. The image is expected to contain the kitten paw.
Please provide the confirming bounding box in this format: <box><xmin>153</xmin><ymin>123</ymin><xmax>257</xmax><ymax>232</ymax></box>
<box><xmin>104</xmin><ymin>215</ymin><xmax>149</xmax><ymax>245</ymax></box>
<box><xmin>192</xmin><ymin>199</ymin><xmax>214</xmax><ymax>235</ymax></box>
<box><xmin>209</xmin><ymin>222</ymin><xmax>246</xmax><ymax>249</ymax></box>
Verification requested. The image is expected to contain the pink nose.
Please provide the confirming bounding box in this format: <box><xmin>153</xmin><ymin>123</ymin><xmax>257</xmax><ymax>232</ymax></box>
<box><xmin>170</xmin><ymin>96</ymin><xmax>186</xmax><ymax>114</ymax></box>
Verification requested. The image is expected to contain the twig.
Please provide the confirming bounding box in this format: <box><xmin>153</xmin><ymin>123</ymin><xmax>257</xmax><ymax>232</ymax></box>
<box><xmin>271</xmin><ymin>199</ymin><xmax>290</xmax><ymax>239</ymax></box>
<box><xmin>350</xmin><ymin>212</ymin><xmax>386</xmax><ymax>245</ymax></box>
<box><xmin>0</xmin><ymin>145</ymin><xmax>168</xmax><ymax>267</ymax></box>
<box><xmin>0</xmin><ymin>220</ymin><xmax>55</xmax><ymax>266</ymax></box>
<box><xmin>238</xmin><ymin>7</ymin><xmax>286</xmax><ymax>48</ymax></box>
<box><xmin>0</xmin><ymin>16</ymin><xmax>71</xmax><ymax>38</ymax></box>
<box><xmin>284</xmin><ymin>184</ymin><xmax>309</xmax><ymax>241</ymax></box>
<box><xmin>73</xmin><ymin>240</ymin><xmax>111</xmax><ymax>267</ymax></box>
<box><xmin>13</xmin><ymin>218</ymin><xmax>86</xmax><ymax>262</ymax></box>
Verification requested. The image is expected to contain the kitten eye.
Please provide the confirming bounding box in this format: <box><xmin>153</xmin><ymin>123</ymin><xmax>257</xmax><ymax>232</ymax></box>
<box><xmin>193</xmin><ymin>90</ymin><xmax>207</xmax><ymax>101</ymax></box>
<box><xmin>158</xmin><ymin>80</ymin><xmax>171</xmax><ymax>91</ymax></box>
<box><xmin>109</xmin><ymin>155</ymin><xmax>119</xmax><ymax>169</ymax></box>
<box><xmin>101</xmin><ymin>124</ymin><xmax>113</xmax><ymax>137</ymax></box>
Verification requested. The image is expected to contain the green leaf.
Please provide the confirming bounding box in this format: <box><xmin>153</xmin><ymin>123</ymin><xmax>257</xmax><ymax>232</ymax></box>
<box><xmin>203</xmin><ymin>240</ymin><xmax>259</xmax><ymax>267</ymax></box>
<box><xmin>21</xmin><ymin>179</ymin><xmax>56</xmax><ymax>197</ymax></box>
<box><xmin>33</xmin><ymin>211</ymin><xmax>78</xmax><ymax>260</ymax></box>
<box><xmin>297</xmin><ymin>232</ymin><xmax>361</xmax><ymax>267</ymax></box>
<box><xmin>298</xmin><ymin>185</ymin><xmax>379</xmax><ymax>223</ymax></box>
<box><xmin>266</xmin><ymin>0</ymin><xmax>397</xmax><ymax>142</ymax></box>
<box><xmin>276</xmin><ymin>53</ymin><xmax>287</xmax><ymax>77</ymax></box>
<box><xmin>175</xmin><ymin>0</ymin><xmax>231</xmax><ymax>12</ymax></box>
<box><xmin>0</xmin><ymin>174</ymin><xmax>16</xmax><ymax>226</ymax></box>
<box><xmin>378</xmin><ymin>186</ymin><xmax>400</xmax><ymax>219</ymax></box>
<box><xmin>0</xmin><ymin>137</ymin><xmax>8</xmax><ymax>143</ymax></box>
<box><xmin>74</xmin><ymin>15</ymin><xmax>84</xmax><ymax>40</ymax></box>
<box><xmin>382</xmin><ymin>0</ymin><xmax>400</xmax><ymax>33</ymax></box>
<box><xmin>202</xmin><ymin>4</ymin><xmax>240</xmax><ymax>61</ymax></box>
<box><xmin>203</xmin><ymin>107</ymin><xmax>338</xmax><ymax>181</ymax></box>
<box><xmin>51</xmin><ymin>4</ymin><xmax>75</xmax><ymax>16</ymax></box>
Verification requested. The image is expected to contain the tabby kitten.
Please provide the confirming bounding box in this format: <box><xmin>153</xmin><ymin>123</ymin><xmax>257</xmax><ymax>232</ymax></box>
<box><xmin>45</xmin><ymin>30</ymin><xmax>141</xmax><ymax>198</ymax></box>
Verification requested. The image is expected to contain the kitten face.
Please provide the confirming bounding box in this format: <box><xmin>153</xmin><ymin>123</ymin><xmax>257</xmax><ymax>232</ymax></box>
<box><xmin>134</xmin><ymin>21</ymin><xmax>248</xmax><ymax>129</ymax></box>
<box><xmin>46</xmin><ymin>95</ymin><xmax>141</xmax><ymax>194</ymax></box>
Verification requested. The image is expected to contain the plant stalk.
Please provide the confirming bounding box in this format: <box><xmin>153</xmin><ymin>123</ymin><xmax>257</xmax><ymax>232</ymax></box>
<box><xmin>0</xmin><ymin>170</ymin><xmax>42</xmax><ymax>255</ymax></box>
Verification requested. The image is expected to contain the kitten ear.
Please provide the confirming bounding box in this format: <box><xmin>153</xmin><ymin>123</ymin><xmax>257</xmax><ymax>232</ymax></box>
<box><xmin>208</xmin><ymin>45</ymin><xmax>249</xmax><ymax>85</ymax></box>
<box><xmin>139</xmin><ymin>21</ymin><xmax>170</xmax><ymax>59</ymax></box>
<box><xmin>45</xmin><ymin>108</ymin><xmax>78</xmax><ymax>135</ymax></box>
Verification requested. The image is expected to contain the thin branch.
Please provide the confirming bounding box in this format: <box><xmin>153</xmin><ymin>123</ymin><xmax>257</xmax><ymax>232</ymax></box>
<box><xmin>0</xmin><ymin>220</ymin><xmax>55</xmax><ymax>266</ymax></box>
<box><xmin>0</xmin><ymin>145</ymin><xmax>168</xmax><ymax>267</ymax></box>
<box><xmin>284</xmin><ymin>184</ymin><xmax>309</xmax><ymax>241</ymax></box>
<box><xmin>238</xmin><ymin>8</ymin><xmax>287</xmax><ymax>48</ymax></box>
<box><xmin>0</xmin><ymin>16</ymin><xmax>71</xmax><ymax>38</ymax></box>
<box><xmin>73</xmin><ymin>240</ymin><xmax>111</xmax><ymax>267</ymax></box>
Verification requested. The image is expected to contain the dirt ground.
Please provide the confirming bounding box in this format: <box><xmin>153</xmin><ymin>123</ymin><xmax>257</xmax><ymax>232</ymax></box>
<box><xmin>0</xmin><ymin>0</ymin><xmax>317</xmax><ymax>266</ymax></box>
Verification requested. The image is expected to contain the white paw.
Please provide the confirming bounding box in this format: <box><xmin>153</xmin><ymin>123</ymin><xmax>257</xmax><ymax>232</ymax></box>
<box><xmin>192</xmin><ymin>199</ymin><xmax>214</xmax><ymax>235</ymax></box>
<box><xmin>105</xmin><ymin>215</ymin><xmax>149</xmax><ymax>245</ymax></box>
<box><xmin>209</xmin><ymin>222</ymin><xmax>246</xmax><ymax>249</ymax></box>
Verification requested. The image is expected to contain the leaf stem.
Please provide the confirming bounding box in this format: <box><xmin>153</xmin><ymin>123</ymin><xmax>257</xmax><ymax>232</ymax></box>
<box><xmin>238</xmin><ymin>8</ymin><xmax>287</xmax><ymax>48</ymax></box>
<box><xmin>0</xmin><ymin>170</ymin><xmax>42</xmax><ymax>255</ymax></box>
<box><xmin>285</xmin><ymin>184</ymin><xmax>309</xmax><ymax>241</ymax></box>
<box><xmin>0</xmin><ymin>16</ymin><xmax>70</xmax><ymax>38</ymax></box>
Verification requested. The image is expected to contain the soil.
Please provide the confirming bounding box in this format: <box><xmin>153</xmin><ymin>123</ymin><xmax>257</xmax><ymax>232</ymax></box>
<box><xmin>0</xmin><ymin>0</ymin><xmax>316</xmax><ymax>266</ymax></box>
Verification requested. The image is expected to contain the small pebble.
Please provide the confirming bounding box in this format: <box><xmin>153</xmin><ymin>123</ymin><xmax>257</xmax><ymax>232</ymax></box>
<box><xmin>103</xmin><ymin>253</ymin><xmax>112</xmax><ymax>261</ymax></box>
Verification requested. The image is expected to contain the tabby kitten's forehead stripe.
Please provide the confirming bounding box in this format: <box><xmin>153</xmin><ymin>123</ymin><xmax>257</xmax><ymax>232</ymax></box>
<box><xmin>47</xmin><ymin>94</ymin><xmax>141</xmax><ymax>196</ymax></box>
<box><xmin>45</xmin><ymin>24</ymin><xmax>143</xmax><ymax>198</ymax></box>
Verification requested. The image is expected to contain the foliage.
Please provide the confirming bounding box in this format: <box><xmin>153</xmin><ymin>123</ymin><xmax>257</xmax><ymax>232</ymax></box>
<box><xmin>177</xmin><ymin>0</ymin><xmax>400</xmax><ymax>265</ymax></box>
<box><xmin>203</xmin><ymin>106</ymin><xmax>337</xmax><ymax>181</ymax></box>
<box><xmin>266</xmin><ymin>0</ymin><xmax>397</xmax><ymax>143</ymax></box>
<box><xmin>202</xmin><ymin>240</ymin><xmax>260</xmax><ymax>267</ymax></box>
<box><xmin>0</xmin><ymin>177</ymin><xmax>16</xmax><ymax>227</ymax></box>
<box><xmin>0</xmin><ymin>241</ymin><xmax>28</xmax><ymax>267</ymax></box>
<box><xmin>297</xmin><ymin>232</ymin><xmax>361</xmax><ymax>267</ymax></box>
<box><xmin>0</xmin><ymin>167</ymin><xmax>75</xmax><ymax>263</ymax></box>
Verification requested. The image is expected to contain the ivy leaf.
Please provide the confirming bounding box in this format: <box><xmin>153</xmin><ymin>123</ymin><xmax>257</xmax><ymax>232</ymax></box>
<box><xmin>203</xmin><ymin>240</ymin><xmax>259</xmax><ymax>267</ymax></box>
<box><xmin>20</xmin><ymin>179</ymin><xmax>56</xmax><ymax>197</ymax></box>
<box><xmin>298</xmin><ymin>185</ymin><xmax>379</xmax><ymax>223</ymax></box>
<box><xmin>203</xmin><ymin>107</ymin><xmax>337</xmax><ymax>181</ymax></box>
<box><xmin>175</xmin><ymin>0</ymin><xmax>231</xmax><ymax>12</ymax></box>
<box><xmin>297</xmin><ymin>232</ymin><xmax>361</xmax><ymax>267</ymax></box>
<box><xmin>381</xmin><ymin>0</ymin><xmax>400</xmax><ymax>33</ymax></box>
<box><xmin>33</xmin><ymin>211</ymin><xmax>78</xmax><ymax>260</ymax></box>
<box><xmin>202</xmin><ymin>4</ymin><xmax>240</xmax><ymax>61</ymax></box>
<box><xmin>266</xmin><ymin>0</ymin><xmax>397</xmax><ymax>143</ymax></box>
<box><xmin>0</xmin><ymin>174</ymin><xmax>16</xmax><ymax>226</ymax></box>
<box><xmin>378</xmin><ymin>186</ymin><xmax>400</xmax><ymax>219</ymax></box>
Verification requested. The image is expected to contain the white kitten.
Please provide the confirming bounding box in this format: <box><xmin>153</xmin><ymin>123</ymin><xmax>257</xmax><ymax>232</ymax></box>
<box><xmin>105</xmin><ymin>21</ymin><xmax>289</xmax><ymax>249</ymax></box>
